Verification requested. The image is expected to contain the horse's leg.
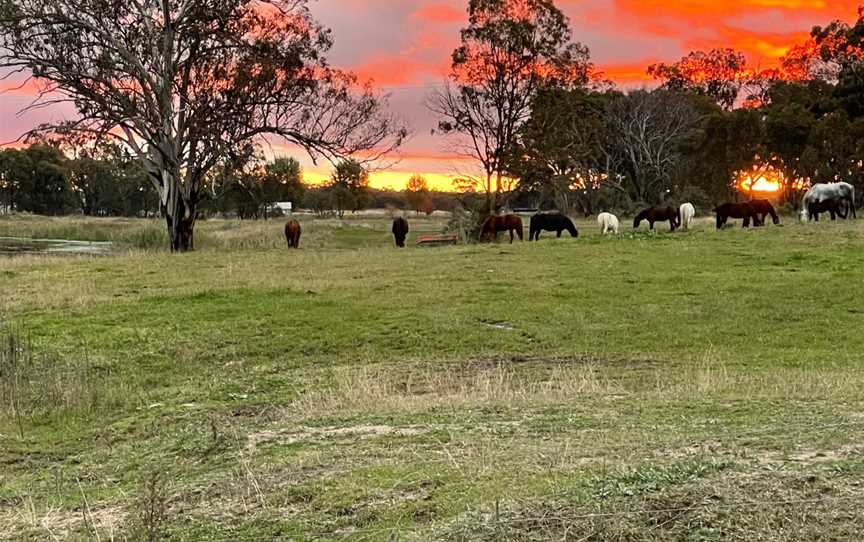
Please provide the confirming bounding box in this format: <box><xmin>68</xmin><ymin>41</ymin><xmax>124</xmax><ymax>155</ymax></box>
<box><xmin>556</xmin><ymin>229</ymin><xmax>562</xmax><ymax>238</ymax></box>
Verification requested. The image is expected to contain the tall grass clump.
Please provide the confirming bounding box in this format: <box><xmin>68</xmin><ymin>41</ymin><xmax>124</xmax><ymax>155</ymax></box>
<box><xmin>121</xmin><ymin>221</ymin><xmax>168</xmax><ymax>250</ymax></box>
<box><xmin>0</xmin><ymin>326</ymin><xmax>118</xmax><ymax>436</ymax></box>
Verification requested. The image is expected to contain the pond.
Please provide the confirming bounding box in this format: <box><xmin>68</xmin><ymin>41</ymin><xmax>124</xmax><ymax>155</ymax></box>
<box><xmin>0</xmin><ymin>237</ymin><xmax>113</xmax><ymax>256</ymax></box>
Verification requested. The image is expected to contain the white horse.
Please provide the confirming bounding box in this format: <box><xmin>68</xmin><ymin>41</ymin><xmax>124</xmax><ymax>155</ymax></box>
<box><xmin>800</xmin><ymin>182</ymin><xmax>857</xmax><ymax>222</ymax></box>
<box><xmin>679</xmin><ymin>203</ymin><xmax>696</xmax><ymax>230</ymax></box>
<box><xmin>597</xmin><ymin>212</ymin><xmax>619</xmax><ymax>235</ymax></box>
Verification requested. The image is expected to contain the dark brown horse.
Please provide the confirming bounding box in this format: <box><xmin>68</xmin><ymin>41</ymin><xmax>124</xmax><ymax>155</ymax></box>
<box><xmin>480</xmin><ymin>214</ymin><xmax>524</xmax><ymax>243</ymax></box>
<box><xmin>714</xmin><ymin>203</ymin><xmax>759</xmax><ymax>229</ymax></box>
<box><xmin>392</xmin><ymin>216</ymin><xmax>409</xmax><ymax>247</ymax></box>
<box><xmin>749</xmin><ymin>199</ymin><xmax>780</xmax><ymax>225</ymax></box>
<box><xmin>633</xmin><ymin>207</ymin><xmax>679</xmax><ymax>231</ymax></box>
<box><xmin>284</xmin><ymin>219</ymin><xmax>302</xmax><ymax>248</ymax></box>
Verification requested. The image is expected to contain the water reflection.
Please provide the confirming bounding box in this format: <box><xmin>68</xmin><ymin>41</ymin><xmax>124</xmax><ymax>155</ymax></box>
<box><xmin>0</xmin><ymin>237</ymin><xmax>112</xmax><ymax>256</ymax></box>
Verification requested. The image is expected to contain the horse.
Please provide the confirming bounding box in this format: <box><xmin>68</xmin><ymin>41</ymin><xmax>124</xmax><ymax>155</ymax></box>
<box><xmin>801</xmin><ymin>182</ymin><xmax>857</xmax><ymax>222</ymax></box>
<box><xmin>480</xmin><ymin>214</ymin><xmax>524</xmax><ymax>243</ymax></box>
<box><xmin>679</xmin><ymin>203</ymin><xmax>696</xmax><ymax>230</ymax></box>
<box><xmin>529</xmin><ymin>212</ymin><xmax>578</xmax><ymax>241</ymax></box>
<box><xmin>392</xmin><ymin>216</ymin><xmax>409</xmax><ymax>247</ymax></box>
<box><xmin>633</xmin><ymin>207</ymin><xmax>679</xmax><ymax>231</ymax></box>
<box><xmin>713</xmin><ymin>202</ymin><xmax>759</xmax><ymax>229</ymax></box>
<box><xmin>749</xmin><ymin>199</ymin><xmax>780</xmax><ymax>226</ymax></box>
<box><xmin>597</xmin><ymin>212</ymin><xmax>619</xmax><ymax>235</ymax></box>
<box><xmin>804</xmin><ymin>198</ymin><xmax>849</xmax><ymax>222</ymax></box>
<box><xmin>284</xmin><ymin>219</ymin><xmax>302</xmax><ymax>248</ymax></box>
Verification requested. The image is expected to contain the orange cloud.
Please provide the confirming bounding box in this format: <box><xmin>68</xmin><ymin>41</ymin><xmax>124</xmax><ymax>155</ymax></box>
<box><xmin>599</xmin><ymin>62</ymin><xmax>658</xmax><ymax>83</ymax></box>
<box><xmin>613</xmin><ymin>0</ymin><xmax>854</xmax><ymax>18</ymax></box>
<box><xmin>353</xmin><ymin>54</ymin><xmax>447</xmax><ymax>86</ymax></box>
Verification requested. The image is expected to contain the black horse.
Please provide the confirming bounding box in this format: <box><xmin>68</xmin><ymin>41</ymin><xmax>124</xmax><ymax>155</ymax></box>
<box><xmin>633</xmin><ymin>207</ymin><xmax>679</xmax><ymax>231</ymax></box>
<box><xmin>749</xmin><ymin>199</ymin><xmax>780</xmax><ymax>225</ymax></box>
<box><xmin>392</xmin><ymin>216</ymin><xmax>409</xmax><ymax>247</ymax></box>
<box><xmin>806</xmin><ymin>198</ymin><xmax>849</xmax><ymax>221</ymax></box>
<box><xmin>714</xmin><ymin>202</ymin><xmax>760</xmax><ymax>229</ymax></box>
<box><xmin>529</xmin><ymin>213</ymin><xmax>579</xmax><ymax>241</ymax></box>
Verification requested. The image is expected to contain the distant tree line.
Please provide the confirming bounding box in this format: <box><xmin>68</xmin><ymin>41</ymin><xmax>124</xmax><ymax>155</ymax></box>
<box><xmin>0</xmin><ymin>144</ymin><xmax>157</xmax><ymax>217</ymax></box>
<box><xmin>0</xmin><ymin>145</ymin><xmax>458</xmax><ymax>218</ymax></box>
<box><xmin>431</xmin><ymin>0</ymin><xmax>864</xmax><ymax>216</ymax></box>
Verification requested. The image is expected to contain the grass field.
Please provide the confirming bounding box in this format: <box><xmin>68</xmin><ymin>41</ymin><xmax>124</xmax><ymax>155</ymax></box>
<box><xmin>2</xmin><ymin>213</ymin><xmax>864</xmax><ymax>541</ymax></box>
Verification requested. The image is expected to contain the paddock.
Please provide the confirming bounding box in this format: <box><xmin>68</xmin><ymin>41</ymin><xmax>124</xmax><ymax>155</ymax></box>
<box><xmin>2</xmin><ymin>213</ymin><xmax>864</xmax><ymax>540</ymax></box>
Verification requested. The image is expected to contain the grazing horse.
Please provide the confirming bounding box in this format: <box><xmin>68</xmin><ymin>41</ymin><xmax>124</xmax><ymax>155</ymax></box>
<box><xmin>714</xmin><ymin>202</ymin><xmax>759</xmax><ymax>229</ymax></box>
<box><xmin>679</xmin><ymin>203</ymin><xmax>696</xmax><ymax>230</ymax></box>
<box><xmin>749</xmin><ymin>199</ymin><xmax>780</xmax><ymax>225</ymax></box>
<box><xmin>529</xmin><ymin>212</ymin><xmax>578</xmax><ymax>241</ymax></box>
<box><xmin>597</xmin><ymin>212</ymin><xmax>619</xmax><ymax>235</ymax></box>
<box><xmin>392</xmin><ymin>216</ymin><xmax>409</xmax><ymax>247</ymax></box>
<box><xmin>284</xmin><ymin>219</ymin><xmax>302</xmax><ymax>248</ymax></box>
<box><xmin>480</xmin><ymin>214</ymin><xmax>524</xmax><ymax>243</ymax></box>
<box><xmin>805</xmin><ymin>198</ymin><xmax>848</xmax><ymax>221</ymax></box>
<box><xmin>801</xmin><ymin>182</ymin><xmax>857</xmax><ymax>222</ymax></box>
<box><xmin>633</xmin><ymin>207</ymin><xmax>679</xmax><ymax>231</ymax></box>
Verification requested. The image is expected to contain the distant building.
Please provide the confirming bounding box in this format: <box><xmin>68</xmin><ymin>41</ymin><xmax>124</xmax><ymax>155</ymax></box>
<box><xmin>271</xmin><ymin>202</ymin><xmax>293</xmax><ymax>214</ymax></box>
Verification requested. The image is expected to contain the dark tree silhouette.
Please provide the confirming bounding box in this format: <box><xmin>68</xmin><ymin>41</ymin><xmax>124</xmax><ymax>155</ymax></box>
<box><xmin>648</xmin><ymin>48</ymin><xmax>748</xmax><ymax>110</ymax></box>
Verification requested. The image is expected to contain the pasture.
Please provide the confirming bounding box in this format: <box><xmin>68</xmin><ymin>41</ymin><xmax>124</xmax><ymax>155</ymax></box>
<box><xmin>2</xmin><ymin>213</ymin><xmax>864</xmax><ymax>541</ymax></box>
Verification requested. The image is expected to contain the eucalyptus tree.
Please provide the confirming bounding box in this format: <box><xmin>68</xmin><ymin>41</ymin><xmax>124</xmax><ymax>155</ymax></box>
<box><xmin>0</xmin><ymin>0</ymin><xmax>406</xmax><ymax>250</ymax></box>
<box><xmin>428</xmin><ymin>0</ymin><xmax>594</xmax><ymax>214</ymax></box>
<box><xmin>601</xmin><ymin>90</ymin><xmax>700</xmax><ymax>205</ymax></box>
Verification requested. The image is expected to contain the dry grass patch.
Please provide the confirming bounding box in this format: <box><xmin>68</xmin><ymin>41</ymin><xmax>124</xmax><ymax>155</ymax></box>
<box><xmin>654</xmin><ymin>359</ymin><xmax>864</xmax><ymax>401</ymax></box>
<box><xmin>292</xmin><ymin>360</ymin><xmax>624</xmax><ymax>419</ymax></box>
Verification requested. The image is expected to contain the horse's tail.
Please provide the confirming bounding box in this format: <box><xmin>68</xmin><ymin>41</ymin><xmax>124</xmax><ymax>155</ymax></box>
<box><xmin>633</xmin><ymin>211</ymin><xmax>646</xmax><ymax>228</ymax></box>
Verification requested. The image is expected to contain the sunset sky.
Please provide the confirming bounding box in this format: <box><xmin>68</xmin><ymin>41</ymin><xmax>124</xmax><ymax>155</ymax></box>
<box><xmin>1</xmin><ymin>0</ymin><xmax>861</xmax><ymax>190</ymax></box>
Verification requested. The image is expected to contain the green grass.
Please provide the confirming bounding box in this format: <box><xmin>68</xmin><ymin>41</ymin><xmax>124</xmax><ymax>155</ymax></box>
<box><xmin>2</xmin><ymin>214</ymin><xmax>864</xmax><ymax>540</ymax></box>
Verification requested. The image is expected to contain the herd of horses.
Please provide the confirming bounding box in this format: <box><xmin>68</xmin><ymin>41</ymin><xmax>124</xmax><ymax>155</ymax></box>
<box><xmin>283</xmin><ymin>182</ymin><xmax>858</xmax><ymax>248</ymax></box>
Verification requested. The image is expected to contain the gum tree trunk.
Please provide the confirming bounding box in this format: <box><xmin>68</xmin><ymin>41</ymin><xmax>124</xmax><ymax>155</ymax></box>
<box><xmin>158</xmin><ymin>167</ymin><xmax>197</xmax><ymax>252</ymax></box>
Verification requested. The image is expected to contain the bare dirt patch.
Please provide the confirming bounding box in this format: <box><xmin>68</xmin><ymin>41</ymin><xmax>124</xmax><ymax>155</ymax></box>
<box><xmin>246</xmin><ymin>424</ymin><xmax>427</xmax><ymax>453</ymax></box>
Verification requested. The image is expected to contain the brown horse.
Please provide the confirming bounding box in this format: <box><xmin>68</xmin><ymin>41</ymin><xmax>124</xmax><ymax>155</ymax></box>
<box><xmin>392</xmin><ymin>216</ymin><xmax>409</xmax><ymax>247</ymax></box>
<box><xmin>284</xmin><ymin>219</ymin><xmax>302</xmax><ymax>248</ymax></box>
<box><xmin>480</xmin><ymin>214</ymin><xmax>524</xmax><ymax>243</ymax></box>
<box><xmin>633</xmin><ymin>207</ymin><xmax>679</xmax><ymax>231</ymax></box>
